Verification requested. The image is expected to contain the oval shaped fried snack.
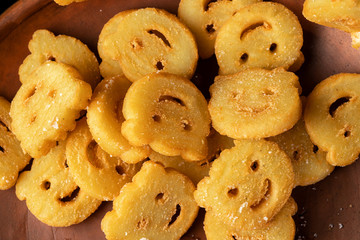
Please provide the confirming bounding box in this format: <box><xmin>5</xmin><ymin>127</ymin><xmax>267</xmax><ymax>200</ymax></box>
<box><xmin>215</xmin><ymin>2</ymin><xmax>303</xmax><ymax>75</ymax></box>
<box><xmin>10</xmin><ymin>61</ymin><xmax>92</xmax><ymax>158</ymax></box>
<box><xmin>178</xmin><ymin>0</ymin><xmax>260</xmax><ymax>59</ymax></box>
<box><xmin>269</xmin><ymin>108</ymin><xmax>334</xmax><ymax>187</ymax></box>
<box><xmin>122</xmin><ymin>73</ymin><xmax>210</xmax><ymax>161</ymax></box>
<box><xmin>204</xmin><ymin>197</ymin><xmax>297</xmax><ymax>240</ymax></box>
<box><xmin>19</xmin><ymin>29</ymin><xmax>100</xmax><ymax>89</ymax></box>
<box><xmin>194</xmin><ymin>139</ymin><xmax>294</xmax><ymax>230</ymax></box>
<box><xmin>149</xmin><ymin>129</ymin><xmax>234</xmax><ymax>184</ymax></box>
<box><xmin>66</xmin><ymin>119</ymin><xmax>143</xmax><ymax>201</ymax></box>
<box><xmin>208</xmin><ymin>68</ymin><xmax>302</xmax><ymax>139</ymax></box>
<box><xmin>101</xmin><ymin>161</ymin><xmax>198</xmax><ymax>240</ymax></box>
<box><xmin>98</xmin><ymin>11</ymin><xmax>135</xmax><ymax>78</ymax></box>
<box><xmin>303</xmin><ymin>0</ymin><xmax>360</xmax><ymax>49</ymax></box>
<box><xmin>102</xmin><ymin>8</ymin><xmax>198</xmax><ymax>82</ymax></box>
<box><xmin>87</xmin><ymin>75</ymin><xmax>151</xmax><ymax>164</ymax></box>
<box><xmin>304</xmin><ymin>73</ymin><xmax>360</xmax><ymax>166</ymax></box>
<box><xmin>15</xmin><ymin>141</ymin><xmax>101</xmax><ymax>227</ymax></box>
<box><xmin>0</xmin><ymin>96</ymin><xmax>31</xmax><ymax>190</ymax></box>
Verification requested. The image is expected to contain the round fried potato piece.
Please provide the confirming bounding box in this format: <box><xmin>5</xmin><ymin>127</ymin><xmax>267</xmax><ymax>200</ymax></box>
<box><xmin>98</xmin><ymin>11</ymin><xmax>135</xmax><ymax>78</ymax></box>
<box><xmin>87</xmin><ymin>75</ymin><xmax>151</xmax><ymax>164</ymax></box>
<box><xmin>0</xmin><ymin>97</ymin><xmax>31</xmax><ymax>190</ymax></box>
<box><xmin>149</xmin><ymin>129</ymin><xmax>234</xmax><ymax>184</ymax></box>
<box><xmin>204</xmin><ymin>197</ymin><xmax>297</xmax><ymax>240</ymax></box>
<box><xmin>304</xmin><ymin>73</ymin><xmax>360</xmax><ymax>166</ymax></box>
<box><xmin>66</xmin><ymin>119</ymin><xmax>143</xmax><ymax>201</ymax></box>
<box><xmin>178</xmin><ymin>0</ymin><xmax>260</xmax><ymax>59</ymax></box>
<box><xmin>10</xmin><ymin>61</ymin><xmax>92</xmax><ymax>158</ymax></box>
<box><xmin>15</xmin><ymin>141</ymin><xmax>101</xmax><ymax>227</ymax></box>
<box><xmin>209</xmin><ymin>68</ymin><xmax>302</xmax><ymax>139</ymax></box>
<box><xmin>103</xmin><ymin>8</ymin><xmax>198</xmax><ymax>82</ymax></box>
<box><xmin>303</xmin><ymin>0</ymin><xmax>360</xmax><ymax>49</ymax></box>
<box><xmin>194</xmin><ymin>139</ymin><xmax>294</xmax><ymax>230</ymax></box>
<box><xmin>101</xmin><ymin>161</ymin><xmax>198</xmax><ymax>240</ymax></box>
<box><xmin>215</xmin><ymin>2</ymin><xmax>303</xmax><ymax>75</ymax></box>
<box><xmin>122</xmin><ymin>73</ymin><xmax>210</xmax><ymax>161</ymax></box>
<box><xmin>303</xmin><ymin>0</ymin><xmax>360</xmax><ymax>32</ymax></box>
<box><xmin>19</xmin><ymin>29</ymin><xmax>100</xmax><ymax>89</ymax></box>
<box><xmin>269</xmin><ymin>118</ymin><xmax>334</xmax><ymax>187</ymax></box>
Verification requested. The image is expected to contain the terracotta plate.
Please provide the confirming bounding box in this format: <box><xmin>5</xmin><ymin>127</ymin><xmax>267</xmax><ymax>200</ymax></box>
<box><xmin>0</xmin><ymin>0</ymin><xmax>360</xmax><ymax>239</ymax></box>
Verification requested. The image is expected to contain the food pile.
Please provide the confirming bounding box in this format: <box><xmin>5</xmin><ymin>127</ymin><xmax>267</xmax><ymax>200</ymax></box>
<box><xmin>1</xmin><ymin>0</ymin><xmax>360</xmax><ymax>239</ymax></box>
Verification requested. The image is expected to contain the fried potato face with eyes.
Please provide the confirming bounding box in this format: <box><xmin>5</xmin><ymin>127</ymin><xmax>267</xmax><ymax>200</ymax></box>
<box><xmin>208</xmin><ymin>68</ymin><xmax>302</xmax><ymax>139</ymax></box>
<box><xmin>178</xmin><ymin>0</ymin><xmax>260</xmax><ymax>59</ymax></box>
<box><xmin>66</xmin><ymin>119</ymin><xmax>143</xmax><ymax>201</ymax></box>
<box><xmin>194</xmin><ymin>139</ymin><xmax>294</xmax><ymax>230</ymax></box>
<box><xmin>87</xmin><ymin>75</ymin><xmax>151</xmax><ymax>164</ymax></box>
<box><xmin>98</xmin><ymin>11</ymin><xmax>135</xmax><ymax>78</ymax></box>
<box><xmin>269</xmin><ymin>109</ymin><xmax>334</xmax><ymax>187</ymax></box>
<box><xmin>101</xmin><ymin>161</ymin><xmax>198</xmax><ymax>240</ymax></box>
<box><xmin>0</xmin><ymin>97</ymin><xmax>31</xmax><ymax>190</ymax></box>
<box><xmin>15</xmin><ymin>141</ymin><xmax>101</xmax><ymax>227</ymax></box>
<box><xmin>103</xmin><ymin>8</ymin><xmax>198</xmax><ymax>82</ymax></box>
<box><xmin>304</xmin><ymin>73</ymin><xmax>360</xmax><ymax>166</ymax></box>
<box><xmin>122</xmin><ymin>73</ymin><xmax>210</xmax><ymax>161</ymax></box>
<box><xmin>204</xmin><ymin>198</ymin><xmax>297</xmax><ymax>240</ymax></box>
<box><xmin>19</xmin><ymin>29</ymin><xmax>100</xmax><ymax>89</ymax></box>
<box><xmin>149</xmin><ymin>129</ymin><xmax>234</xmax><ymax>184</ymax></box>
<box><xmin>215</xmin><ymin>2</ymin><xmax>303</xmax><ymax>75</ymax></box>
<box><xmin>10</xmin><ymin>61</ymin><xmax>92</xmax><ymax>158</ymax></box>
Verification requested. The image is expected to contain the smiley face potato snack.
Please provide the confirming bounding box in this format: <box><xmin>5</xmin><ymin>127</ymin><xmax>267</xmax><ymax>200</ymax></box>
<box><xmin>101</xmin><ymin>161</ymin><xmax>198</xmax><ymax>240</ymax></box>
<box><xmin>209</xmin><ymin>68</ymin><xmax>302</xmax><ymax>139</ymax></box>
<box><xmin>302</xmin><ymin>0</ymin><xmax>360</xmax><ymax>49</ymax></box>
<box><xmin>66</xmin><ymin>119</ymin><xmax>143</xmax><ymax>201</ymax></box>
<box><xmin>304</xmin><ymin>73</ymin><xmax>360</xmax><ymax>167</ymax></box>
<box><xmin>204</xmin><ymin>197</ymin><xmax>297</xmax><ymax>240</ymax></box>
<box><xmin>15</xmin><ymin>141</ymin><xmax>102</xmax><ymax>227</ymax></box>
<box><xmin>101</xmin><ymin>8</ymin><xmax>198</xmax><ymax>82</ymax></box>
<box><xmin>87</xmin><ymin>75</ymin><xmax>150</xmax><ymax>164</ymax></box>
<box><xmin>19</xmin><ymin>29</ymin><xmax>100</xmax><ymax>90</ymax></box>
<box><xmin>121</xmin><ymin>72</ymin><xmax>210</xmax><ymax>161</ymax></box>
<box><xmin>178</xmin><ymin>0</ymin><xmax>260</xmax><ymax>59</ymax></box>
<box><xmin>194</xmin><ymin>139</ymin><xmax>294</xmax><ymax>230</ymax></box>
<box><xmin>215</xmin><ymin>2</ymin><xmax>303</xmax><ymax>75</ymax></box>
<box><xmin>10</xmin><ymin>61</ymin><xmax>92</xmax><ymax>158</ymax></box>
<box><xmin>0</xmin><ymin>96</ymin><xmax>31</xmax><ymax>190</ymax></box>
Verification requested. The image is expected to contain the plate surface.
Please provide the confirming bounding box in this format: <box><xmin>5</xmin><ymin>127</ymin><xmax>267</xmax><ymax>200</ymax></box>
<box><xmin>0</xmin><ymin>0</ymin><xmax>360</xmax><ymax>239</ymax></box>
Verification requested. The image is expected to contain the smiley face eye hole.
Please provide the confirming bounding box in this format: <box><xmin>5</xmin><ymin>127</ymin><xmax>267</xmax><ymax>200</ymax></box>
<box><xmin>269</xmin><ymin>43</ymin><xmax>277</xmax><ymax>52</ymax></box>
<box><xmin>41</xmin><ymin>180</ymin><xmax>51</xmax><ymax>190</ymax></box>
<box><xmin>152</xmin><ymin>114</ymin><xmax>161</xmax><ymax>123</ymax></box>
<box><xmin>250</xmin><ymin>160</ymin><xmax>259</xmax><ymax>171</ymax></box>
<box><xmin>156</xmin><ymin>61</ymin><xmax>164</xmax><ymax>70</ymax></box>
<box><xmin>227</xmin><ymin>187</ymin><xmax>238</xmax><ymax>197</ymax></box>
<box><xmin>181</xmin><ymin>119</ymin><xmax>192</xmax><ymax>131</ymax></box>
<box><xmin>206</xmin><ymin>24</ymin><xmax>216</xmax><ymax>34</ymax></box>
<box><xmin>240</xmin><ymin>53</ymin><xmax>248</xmax><ymax>62</ymax></box>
